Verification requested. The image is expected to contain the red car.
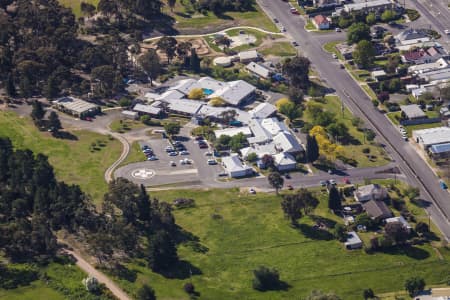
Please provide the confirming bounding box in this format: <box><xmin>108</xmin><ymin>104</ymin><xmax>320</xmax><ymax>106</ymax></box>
<box><xmin>290</xmin><ymin>8</ymin><xmax>299</xmax><ymax>15</ymax></box>
<box><xmin>199</xmin><ymin>143</ymin><xmax>208</xmax><ymax>149</ymax></box>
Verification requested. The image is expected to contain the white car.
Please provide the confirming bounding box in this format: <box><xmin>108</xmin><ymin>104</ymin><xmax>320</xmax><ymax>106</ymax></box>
<box><xmin>281</xmin><ymin>26</ymin><xmax>286</xmax><ymax>32</ymax></box>
<box><xmin>180</xmin><ymin>150</ymin><xmax>190</xmax><ymax>155</ymax></box>
<box><xmin>445</xmin><ymin>29</ymin><xmax>450</xmax><ymax>35</ymax></box>
<box><xmin>332</xmin><ymin>53</ymin><xmax>338</xmax><ymax>59</ymax></box>
<box><xmin>207</xmin><ymin>159</ymin><xmax>218</xmax><ymax>165</ymax></box>
<box><xmin>168</xmin><ymin>151</ymin><xmax>178</xmax><ymax>156</ymax></box>
<box><xmin>335</xmin><ymin>27</ymin><xmax>341</xmax><ymax>32</ymax></box>
<box><xmin>329</xmin><ymin>179</ymin><xmax>337</xmax><ymax>185</ymax></box>
<box><xmin>147</xmin><ymin>156</ymin><xmax>158</xmax><ymax>161</ymax></box>
<box><xmin>170</xmin><ymin>161</ymin><xmax>176</xmax><ymax>167</ymax></box>
<box><xmin>180</xmin><ymin>159</ymin><xmax>186</xmax><ymax>165</ymax></box>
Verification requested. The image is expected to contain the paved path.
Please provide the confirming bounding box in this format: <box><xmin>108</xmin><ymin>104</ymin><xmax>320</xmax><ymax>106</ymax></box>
<box><xmin>104</xmin><ymin>132</ymin><xmax>130</xmax><ymax>182</ymax></box>
<box><xmin>64</xmin><ymin>249</ymin><xmax>132</xmax><ymax>300</ymax></box>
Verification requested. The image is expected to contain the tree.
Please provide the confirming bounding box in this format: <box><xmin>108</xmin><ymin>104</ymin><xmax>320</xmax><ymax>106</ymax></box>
<box><xmin>5</xmin><ymin>73</ymin><xmax>16</xmax><ymax>97</ymax></box>
<box><xmin>306</xmin><ymin>134</ymin><xmax>319</xmax><ymax>163</ymax></box>
<box><xmin>188</xmin><ymin>88</ymin><xmax>204</xmax><ymax>99</ymax></box>
<box><xmin>333</xmin><ymin>223</ymin><xmax>347</xmax><ymax>242</ymax></box>
<box><xmin>388</xmin><ymin>78</ymin><xmax>401</xmax><ymax>92</ymax></box>
<box><xmin>405</xmin><ymin>187</ymin><xmax>420</xmax><ymax>200</ymax></box>
<box><xmin>363</xmin><ymin>288</ymin><xmax>375</xmax><ymax>300</ymax></box>
<box><xmin>247</xmin><ymin>152</ymin><xmax>258</xmax><ymax>162</ymax></box>
<box><xmin>147</xmin><ymin>230</ymin><xmax>178</xmax><ymax>272</ymax></box>
<box><xmin>43</xmin><ymin>75</ymin><xmax>59</xmax><ymax>99</ymax></box>
<box><xmin>288</xmin><ymin>86</ymin><xmax>304</xmax><ymax>104</ymax></box>
<box><xmin>137</xmin><ymin>284</ymin><xmax>156</xmax><ymax>300</ymax></box>
<box><xmin>386</xmin><ymin>55</ymin><xmax>400</xmax><ymax>74</ymax></box>
<box><xmin>184</xmin><ymin>282</ymin><xmax>196</xmax><ymax>295</ymax></box>
<box><xmin>282</xmin><ymin>56</ymin><xmax>311</xmax><ymax>90</ymax></box>
<box><xmin>404</xmin><ymin>277</ymin><xmax>425</xmax><ymax>297</ymax></box>
<box><xmin>31</xmin><ymin>100</ymin><xmax>46</xmax><ymax>122</ymax></box>
<box><xmin>19</xmin><ymin>77</ymin><xmax>32</xmax><ymax>98</ymax></box>
<box><xmin>353</xmin><ymin>40</ymin><xmax>375</xmax><ymax>69</ymax></box>
<box><xmin>366</xmin><ymin>12</ymin><xmax>376</xmax><ymax>25</ymax></box>
<box><xmin>138</xmin><ymin>49</ymin><xmax>161</xmax><ymax>86</ymax></box>
<box><xmin>327</xmin><ymin>122</ymin><xmax>349</xmax><ymax>143</ymax></box>
<box><xmin>275</xmin><ymin>97</ymin><xmax>291</xmax><ymax>110</ymax></box>
<box><xmin>163</xmin><ymin>122</ymin><xmax>181</xmax><ymax>137</ymax></box>
<box><xmin>381</xmin><ymin>10</ymin><xmax>396</xmax><ymax>22</ymax></box>
<box><xmin>328</xmin><ymin>186</ymin><xmax>341</xmax><ymax>211</ymax></box>
<box><xmin>252</xmin><ymin>266</ymin><xmax>281</xmax><ymax>291</ymax></box>
<box><xmin>48</xmin><ymin>111</ymin><xmax>62</xmax><ymax>133</ymax></box>
<box><xmin>167</xmin><ymin>0</ymin><xmax>176</xmax><ymax>12</ymax></box>
<box><xmin>268</xmin><ymin>172</ymin><xmax>284</xmax><ymax>195</ymax></box>
<box><xmin>415</xmin><ymin>222</ymin><xmax>429</xmax><ymax>235</ymax></box>
<box><xmin>80</xmin><ymin>2</ymin><xmax>96</xmax><ymax>16</ymax></box>
<box><xmin>384</xmin><ymin>222</ymin><xmax>409</xmax><ymax>244</ymax></box>
<box><xmin>347</xmin><ymin>23</ymin><xmax>371</xmax><ymax>44</ymax></box>
<box><xmin>189</xmin><ymin>48</ymin><xmax>201</xmax><ymax>72</ymax></box>
<box><xmin>261</xmin><ymin>154</ymin><xmax>275</xmax><ymax>170</ymax></box>
<box><xmin>176</xmin><ymin>41</ymin><xmax>192</xmax><ymax>66</ymax></box>
<box><xmin>278</xmin><ymin>101</ymin><xmax>302</xmax><ymax>123</ymax></box>
<box><xmin>208</xmin><ymin>97</ymin><xmax>226</xmax><ymax>107</ymax></box>
<box><xmin>157</xmin><ymin>36</ymin><xmax>177</xmax><ymax>64</ymax></box>
<box><xmin>281</xmin><ymin>188</ymin><xmax>318</xmax><ymax>224</ymax></box>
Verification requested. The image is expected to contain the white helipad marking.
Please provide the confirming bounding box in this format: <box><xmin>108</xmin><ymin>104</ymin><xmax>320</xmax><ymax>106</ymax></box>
<box><xmin>132</xmin><ymin>168</ymin><xmax>155</xmax><ymax>179</ymax></box>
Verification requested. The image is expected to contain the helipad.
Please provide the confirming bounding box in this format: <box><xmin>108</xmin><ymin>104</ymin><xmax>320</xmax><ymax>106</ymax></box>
<box><xmin>131</xmin><ymin>168</ymin><xmax>155</xmax><ymax>179</ymax></box>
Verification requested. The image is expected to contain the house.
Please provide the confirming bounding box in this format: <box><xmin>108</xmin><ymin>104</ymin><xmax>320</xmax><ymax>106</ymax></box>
<box><xmin>246</xmin><ymin>62</ymin><xmax>272</xmax><ymax>79</ymax></box>
<box><xmin>155</xmin><ymin>89</ymin><xmax>185</xmax><ymax>101</ymax></box>
<box><xmin>342</xmin><ymin>0</ymin><xmax>396</xmax><ymax>13</ymax></box>
<box><xmin>260</xmin><ymin>118</ymin><xmax>289</xmax><ymax>135</ymax></box>
<box><xmin>401</xmin><ymin>49</ymin><xmax>431</xmax><ymax>64</ymax></box>
<box><xmin>273</xmin><ymin>132</ymin><xmax>304</xmax><ymax>154</ymax></box>
<box><xmin>274</xmin><ymin>152</ymin><xmax>297</xmax><ymax>171</ymax></box>
<box><xmin>413</xmin><ymin>127</ymin><xmax>450</xmax><ymax>149</ymax></box>
<box><xmin>371</xmin><ymin>70</ymin><xmax>387</xmax><ymax>82</ymax></box>
<box><xmin>313</xmin><ymin>15</ymin><xmax>330</xmax><ymax>30</ymax></box>
<box><xmin>121</xmin><ymin>110</ymin><xmax>138</xmax><ymax>120</ymax></box>
<box><xmin>222</xmin><ymin>154</ymin><xmax>254</xmax><ymax>178</ymax></box>
<box><xmin>344</xmin><ymin>231</ymin><xmax>363</xmax><ymax>250</ymax></box>
<box><xmin>354</xmin><ymin>184</ymin><xmax>388</xmax><ymax>202</ymax></box>
<box><xmin>214</xmin><ymin>126</ymin><xmax>252</xmax><ymax>138</ymax></box>
<box><xmin>238</xmin><ymin>50</ymin><xmax>259</xmax><ymax>63</ymax></box>
<box><xmin>411</xmin><ymin>87</ymin><xmax>427</xmax><ymax>99</ymax></box>
<box><xmin>400</xmin><ymin>104</ymin><xmax>427</xmax><ymax>120</ymax></box>
<box><xmin>248</xmin><ymin>102</ymin><xmax>277</xmax><ymax>119</ymax></box>
<box><xmin>429</xmin><ymin>142</ymin><xmax>450</xmax><ymax>159</ymax></box>
<box><xmin>241</xmin><ymin>143</ymin><xmax>278</xmax><ymax>159</ymax></box>
<box><xmin>385</xmin><ymin>216</ymin><xmax>412</xmax><ymax>233</ymax></box>
<box><xmin>163</xmin><ymin>99</ymin><xmax>204</xmax><ymax>116</ymax></box>
<box><xmin>336</xmin><ymin>43</ymin><xmax>356</xmax><ymax>60</ymax></box>
<box><xmin>395</xmin><ymin>29</ymin><xmax>430</xmax><ymax>46</ymax></box>
<box><xmin>133</xmin><ymin>103</ymin><xmax>163</xmax><ymax>117</ymax></box>
<box><xmin>53</xmin><ymin>97</ymin><xmax>100</xmax><ymax>118</ymax></box>
<box><xmin>396</xmin><ymin>41</ymin><xmax>441</xmax><ymax>52</ymax></box>
<box><xmin>208</xmin><ymin>80</ymin><xmax>256</xmax><ymax>106</ymax></box>
<box><xmin>168</xmin><ymin>78</ymin><xmax>199</xmax><ymax>95</ymax></box>
<box><xmin>408</xmin><ymin>58</ymin><xmax>449</xmax><ymax>75</ymax></box>
<box><xmin>313</xmin><ymin>0</ymin><xmax>338</xmax><ymax>8</ymax></box>
<box><xmin>362</xmin><ymin>200</ymin><xmax>393</xmax><ymax>220</ymax></box>
<box><xmin>418</xmin><ymin>68</ymin><xmax>450</xmax><ymax>85</ymax></box>
<box><xmin>247</xmin><ymin>119</ymin><xmax>273</xmax><ymax>145</ymax></box>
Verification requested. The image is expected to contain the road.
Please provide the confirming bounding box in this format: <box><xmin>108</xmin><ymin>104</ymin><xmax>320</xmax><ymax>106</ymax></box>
<box><xmin>257</xmin><ymin>0</ymin><xmax>450</xmax><ymax>240</ymax></box>
<box><xmin>64</xmin><ymin>249</ymin><xmax>132</xmax><ymax>300</ymax></box>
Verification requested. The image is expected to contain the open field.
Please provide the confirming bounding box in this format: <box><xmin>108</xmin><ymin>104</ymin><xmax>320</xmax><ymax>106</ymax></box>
<box><xmin>0</xmin><ymin>111</ymin><xmax>121</xmax><ymax>204</ymax></box>
<box><xmin>0</xmin><ymin>281</ymin><xmax>65</xmax><ymax>300</ymax></box>
<box><xmin>108</xmin><ymin>187</ymin><xmax>450</xmax><ymax>300</ymax></box>
<box><xmin>303</xmin><ymin>96</ymin><xmax>391</xmax><ymax>168</ymax></box>
<box><xmin>109</xmin><ymin>118</ymin><xmax>146</xmax><ymax>133</ymax></box>
<box><xmin>164</xmin><ymin>1</ymin><xmax>278</xmax><ymax>33</ymax></box>
<box><xmin>58</xmin><ymin>0</ymin><xmax>99</xmax><ymax>17</ymax></box>
<box><xmin>260</xmin><ymin>41</ymin><xmax>297</xmax><ymax>57</ymax></box>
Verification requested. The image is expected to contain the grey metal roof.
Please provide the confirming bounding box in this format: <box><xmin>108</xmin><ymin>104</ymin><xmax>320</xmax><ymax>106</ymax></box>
<box><xmin>54</xmin><ymin>97</ymin><xmax>99</xmax><ymax>114</ymax></box>
<box><xmin>400</xmin><ymin>104</ymin><xmax>426</xmax><ymax>119</ymax></box>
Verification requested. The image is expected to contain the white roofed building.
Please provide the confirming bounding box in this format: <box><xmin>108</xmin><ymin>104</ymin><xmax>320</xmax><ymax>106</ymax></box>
<box><xmin>238</xmin><ymin>50</ymin><xmax>259</xmax><ymax>63</ymax></box>
<box><xmin>247</xmin><ymin>119</ymin><xmax>273</xmax><ymax>145</ymax></box>
<box><xmin>248</xmin><ymin>103</ymin><xmax>277</xmax><ymax>119</ymax></box>
<box><xmin>413</xmin><ymin>127</ymin><xmax>450</xmax><ymax>149</ymax></box>
<box><xmin>246</xmin><ymin>62</ymin><xmax>272</xmax><ymax>79</ymax></box>
<box><xmin>222</xmin><ymin>154</ymin><xmax>254</xmax><ymax>178</ymax></box>
<box><xmin>164</xmin><ymin>99</ymin><xmax>204</xmax><ymax>116</ymax></box>
<box><xmin>208</xmin><ymin>80</ymin><xmax>256</xmax><ymax>106</ymax></box>
<box><xmin>273</xmin><ymin>132</ymin><xmax>303</xmax><ymax>153</ymax></box>
<box><xmin>133</xmin><ymin>103</ymin><xmax>163</xmax><ymax>117</ymax></box>
<box><xmin>168</xmin><ymin>78</ymin><xmax>199</xmax><ymax>95</ymax></box>
<box><xmin>261</xmin><ymin>118</ymin><xmax>289</xmax><ymax>135</ymax></box>
<box><xmin>156</xmin><ymin>89</ymin><xmax>185</xmax><ymax>101</ymax></box>
<box><xmin>274</xmin><ymin>152</ymin><xmax>297</xmax><ymax>171</ymax></box>
<box><xmin>53</xmin><ymin>97</ymin><xmax>100</xmax><ymax>118</ymax></box>
<box><xmin>215</xmin><ymin>126</ymin><xmax>252</xmax><ymax>138</ymax></box>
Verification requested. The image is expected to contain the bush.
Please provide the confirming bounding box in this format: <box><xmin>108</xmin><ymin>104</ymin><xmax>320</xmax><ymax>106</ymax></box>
<box><xmin>365</xmin><ymin>129</ymin><xmax>376</xmax><ymax>141</ymax></box>
<box><xmin>252</xmin><ymin>266</ymin><xmax>281</xmax><ymax>291</ymax></box>
<box><xmin>406</xmin><ymin>9</ymin><xmax>420</xmax><ymax>21</ymax></box>
<box><xmin>0</xmin><ymin>264</ymin><xmax>39</xmax><ymax>289</ymax></box>
<box><xmin>362</xmin><ymin>147</ymin><xmax>371</xmax><ymax>154</ymax></box>
<box><xmin>247</xmin><ymin>152</ymin><xmax>258</xmax><ymax>162</ymax></box>
<box><xmin>173</xmin><ymin>198</ymin><xmax>195</xmax><ymax>209</ymax></box>
<box><xmin>188</xmin><ymin>88</ymin><xmax>204</xmax><ymax>100</ymax></box>
<box><xmin>372</xmin><ymin>99</ymin><xmax>379</xmax><ymax>107</ymax></box>
<box><xmin>184</xmin><ymin>282</ymin><xmax>195</xmax><ymax>294</ymax></box>
<box><xmin>377</xmin><ymin>91</ymin><xmax>390</xmax><ymax>103</ymax></box>
<box><xmin>119</xmin><ymin>97</ymin><xmax>132</xmax><ymax>107</ymax></box>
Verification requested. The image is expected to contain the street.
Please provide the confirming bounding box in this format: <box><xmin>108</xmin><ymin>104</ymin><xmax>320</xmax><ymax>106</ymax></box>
<box><xmin>257</xmin><ymin>0</ymin><xmax>450</xmax><ymax>240</ymax></box>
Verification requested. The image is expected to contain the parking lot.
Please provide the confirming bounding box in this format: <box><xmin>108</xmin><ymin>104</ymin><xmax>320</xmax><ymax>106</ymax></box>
<box><xmin>115</xmin><ymin>128</ymin><xmax>224</xmax><ymax>186</ymax></box>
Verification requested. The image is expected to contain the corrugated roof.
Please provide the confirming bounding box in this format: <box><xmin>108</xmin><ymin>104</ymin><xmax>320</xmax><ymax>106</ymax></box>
<box><xmin>430</xmin><ymin>142</ymin><xmax>450</xmax><ymax>154</ymax></box>
<box><xmin>54</xmin><ymin>97</ymin><xmax>99</xmax><ymax>114</ymax></box>
<box><xmin>133</xmin><ymin>103</ymin><xmax>162</xmax><ymax>115</ymax></box>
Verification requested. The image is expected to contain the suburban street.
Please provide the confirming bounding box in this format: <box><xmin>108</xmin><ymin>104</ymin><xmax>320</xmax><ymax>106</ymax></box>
<box><xmin>257</xmin><ymin>0</ymin><xmax>450</xmax><ymax>240</ymax></box>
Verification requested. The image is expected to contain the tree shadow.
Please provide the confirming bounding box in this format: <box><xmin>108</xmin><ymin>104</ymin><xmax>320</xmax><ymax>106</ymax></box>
<box><xmin>383</xmin><ymin>246</ymin><xmax>430</xmax><ymax>260</ymax></box>
<box><xmin>174</xmin><ymin>228</ymin><xmax>209</xmax><ymax>254</ymax></box>
<box><xmin>296</xmin><ymin>223</ymin><xmax>334</xmax><ymax>241</ymax></box>
<box><xmin>424</xmin><ymin>231</ymin><xmax>440</xmax><ymax>242</ymax></box>
<box><xmin>158</xmin><ymin>260</ymin><xmax>202</xmax><ymax>279</ymax></box>
<box><xmin>256</xmin><ymin>280</ymin><xmax>291</xmax><ymax>292</ymax></box>
<box><xmin>411</xmin><ymin>198</ymin><xmax>432</xmax><ymax>208</ymax></box>
<box><xmin>215</xmin><ymin>13</ymin><xmax>234</xmax><ymax>20</ymax></box>
<box><xmin>309</xmin><ymin>215</ymin><xmax>337</xmax><ymax>228</ymax></box>
<box><xmin>111</xmin><ymin>263</ymin><xmax>138</xmax><ymax>282</ymax></box>
<box><xmin>175</xmin><ymin>12</ymin><xmax>192</xmax><ymax>18</ymax></box>
<box><xmin>52</xmin><ymin>131</ymin><xmax>78</xmax><ymax>140</ymax></box>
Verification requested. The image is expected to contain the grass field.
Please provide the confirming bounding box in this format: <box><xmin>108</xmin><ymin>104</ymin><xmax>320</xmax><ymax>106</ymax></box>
<box><xmin>118</xmin><ymin>141</ymin><xmax>145</xmax><ymax>168</ymax></box>
<box><xmin>303</xmin><ymin>96</ymin><xmax>391</xmax><ymax>168</ymax></box>
<box><xmin>58</xmin><ymin>0</ymin><xmax>99</xmax><ymax>17</ymax></box>
<box><xmin>260</xmin><ymin>42</ymin><xmax>297</xmax><ymax>57</ymax></box>
<box><xmin>107</xmin><ymin>187</ymin><xmax>450</xmax><ymax>300</ymax></box>
<box><xmin>109</xmin><ymin>118</ymin><xmax>145</xmax><ymax>133</ymax></box>
<box><xmin>0</xmin><ymin>281</ymin><xmax>65</xmax><ymax>300</ymax></box>
<box><xmin>323</xmin><ymin>41</ymin><xmax>344</xmax><ymax>60</ymax></box>
<box><xmin>0</xmin><ymin>111</ymin><xmax>121</xmax><ymax>204</ymax></box>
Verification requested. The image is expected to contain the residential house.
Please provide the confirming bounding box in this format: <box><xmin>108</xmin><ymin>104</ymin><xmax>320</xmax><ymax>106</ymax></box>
<box><xmin>362</xmin><ymin>200</ymin><xmax>393</xmax><ymax>220</ymax></box>
<box><xmin>273</xmin><ymin>131</ymin><xmax>304</xmax><ymax>154</ymax></box>
<box><xmin>429</xmin><ymin>142</ymin><xmax>450</xmax><ymax>159</ymax></box>
<box><xmin>413</xmin><ymin>127</ymin><xmax>450</xmax><ymax>149</ymax></box>
<box><xmin>342</xmin><ymin>0</ymin><xmax>396</xmax><ymax>13</ymax></box>
<box><xmin>408</xmin><ymin>58</ymin><xmax>449</xmax><ymax>75</ymax></box>
<box><xmin>418</xmin><ymin>68</ymin><xmax>450</xmax><ymax>85</ymax></box>
<box><xmin>400</xmin><ymin>104</ymin><xmax>427</xmax><ymax>119</ymax></box>
<box><xmin>248</xmin><ymin>103</ymin><xmax>277</xmax><ymax>119</ymax></box>
<box><xmin>246</xmin><ymin>62</ymin><xmax>273</xmax><ymax>79</ymax></box>
<box><xmin>132</xmin><ymin>103</ymin><xmax>163</xmax><ymax>117</ymax></box>
<box><xmin>313</xmin><ymin>0</ymin><xmax>338</xmax><ymax>8</ymax></box>
<box><xmin>344</xmin><ymin>231</ymin><xmax>363</xmax><ymax>250</ymax></box>
<box><xmin>371</xmin><ymin>70</ymin><xmax>387</xmax><ymax>82</ymax></box>
<box><xmin>354</xmin><ymin>184</ymin><xmax>388</xmax><ymax>202</ymax></box>
<box><xmin>385</xmin><ymin>216</ymin><xmax>412</xmax><ymax>233</ymax></box>
<box><xmin>238</xmin><ymin>50</ymin><xmax>259</xmax><ymax>63</ymax></box>
<box><xmin>222</xmin><ymin>154</ymin><xmax>254</xmax><ymax>178</ymax></box>
<box><xmin>395</xmin><ymin>29</ymin><xmax>430</xmax><ymax>46</ymax></box>
<box><xmin>401</xmin><ymin>49</ymin><xmax>432</xmax><ymax>64</ymax></box>
<box><xmin>274</xmin><ymin>152</ymin><xmax>297</xmax><ymax>171</ymax></box>
<box><xmin>313</xmin><ymin>15</ymin><xmax>330</xmax><ymax>30</ymax></box>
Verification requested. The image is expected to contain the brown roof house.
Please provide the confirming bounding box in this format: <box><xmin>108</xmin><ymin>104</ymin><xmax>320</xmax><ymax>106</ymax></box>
<box><xmin>354</xmin><ymin>184</ymin><xmax>388</xmax><ymax>202</ymax></box>
<box><xmin>313</xmin><ymin>15</ymin><xmax>330</xmax><ymax>30</ymax></box>
<box><xmin>363</xmin><ymin>200</ymin><xmax>393</xmax><ymax>220</ymax></box>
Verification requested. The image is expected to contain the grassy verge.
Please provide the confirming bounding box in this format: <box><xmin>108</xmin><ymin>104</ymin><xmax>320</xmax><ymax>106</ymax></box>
<box><xmin>260</xmin><ymin>42</ymin><xmax>297</xmax><ymax>57</ymax></box>
<box><xmin>361</xmin><ymin>84</ymin><xmax>377</xmax><ymax>100</ymax></box>
<box><xmin>108</xmin><ymin>187</ymin><xmax>449</xmax><ymax>300</ymax></box>
<box><xmin>58</xmin><ymin>0</ymin><xmax>99</xmax><ymax>17</ymax></box>
<box><xmin>118</xmin><ymin>141</ymin><xmax>145</xmax><ymax>168</ymax></box>
<box><xmin>323</xmin><ymin>41</ymin><xmax>344</xmax><ymax>60</ymax></box>
<box><xmin>109</xmin><ymin>118</ymin><xmax>145</xmax><ymax>133</ymax></box>
<box><xmin>386</xmin><ymin>112</ymin><xmax>401</xmax><ymax>125</ymax></box>
<box><xmin>303</xmin><ymin>96</ymin><xmax>391</xmax><ymax>167</ymax></box>
<box><xmin>165</xmin><ymin>2</ymin><xmax>278</xmax><ymax>33</ymax></box>
<box><xmin>0</xmin><ymin>111</ymin><xmax>122</xmax><ymax>204</ymax></box>
<box><xmin>305</xmin><ymin>20</ymin><xmax>316</xmax><ymax>31</ymax></box>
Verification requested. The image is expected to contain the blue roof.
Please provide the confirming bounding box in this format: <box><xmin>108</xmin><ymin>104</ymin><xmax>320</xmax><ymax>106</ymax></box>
<box><xmin>430</xmin><ymin>143</ymin><xmax>450</xmax><ymax>154</ymax></box>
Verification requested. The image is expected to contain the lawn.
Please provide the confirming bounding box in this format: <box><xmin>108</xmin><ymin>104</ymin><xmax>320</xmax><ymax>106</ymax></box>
<box><xmin>406</xmin><ymin>122</ymin><xmax>443</xmax><ymax>137</ymax></box>
<box><xmin>108</xmin><ymin>188</ymin><xmax>450</xmax><ymax>300</ymax></box>
<box><xmin>361</xmin><ymin>84</ymin><xmax>377</xmax><ymax>100</ymax></box>
<box><xmin>0</xmin><ymin>111</ymin><xmax>122</xmax><ymax>204</ymax></box>
<box><xmin>305</xmin><ymin>20</ymin><xmax>316</xmax><ymax>31</ymax></box>
<box><xmin>323</xmin><ymin>41</ymin><xmax>344</xmax><ymax>60</ymax></box>
<box><xmin>303</xmin><ymin>96</ymin><xmax>391</xmax><ymax>168</ymax></box>
<box><xmin>386</xmin><ymin>111</ymin><xmax>401</xmax><ymax>125</ymax></box>
<box><xmin>260</xmin><ymin>42</ymin><xmax>297</xmax><ymax>57</ymax></box>
<box><xmin>0</xmin><ymin>281</ymin><xmax>65</xmax><ymax>300</ymax></box>
<box><xmin>165</xmin><ymin>0</ymin><xmax>278</xmax><ymax>33</ymax></box>
<box><xmin>109</xmin><ymin>118</ymin><xmax>146</xmax><ymax>133</ymax></box>
<box><xmin>118</xmin><ymin>141</ymin><xmax>145</xmax><ymax>168</ymax></box>
<box><xmin>58</xmin><ymin>0</ymin><xmax>99</xmax><ymax>17</ymax></box>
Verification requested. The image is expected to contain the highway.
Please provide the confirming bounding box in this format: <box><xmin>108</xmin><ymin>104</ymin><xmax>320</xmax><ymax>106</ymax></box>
<box><xmin>257</xmin><ymin>0</ymin><xmax>450</xmax><ymax>240</ymax></box>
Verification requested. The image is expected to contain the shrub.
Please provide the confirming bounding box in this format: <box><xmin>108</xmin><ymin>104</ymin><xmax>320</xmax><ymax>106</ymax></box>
<box><xmin>188</xmin><ymin>88</ymin><xmax>204</xmax><ymax>99</ymax></box>
<box><xmin>362</xmin><ymin>147</ymin><xmax>371</xmax><ymax>154</ymax></box>
<box><xmin>377</xmin><ymin>91</ymin><xmax>390</xmax><ymax>103</ymax></box>
<box><xmin>252</xmin><ymin>266</ymin><xmax>281</xmax><ymax>291</ymax></box>
<box><xmin>247</xmin><ymin>152</ymin><xmax>258</xmax><ymax>162</ymax></box>
<box><xmin>173</xmin><ymin>198</ymin><xmax>195</xmax><ymax>208</ymax></box>
<box><xmin>184</xmin><ymin>282</ymin><xmax>195</xmax><ymax>294</ymax></box>
<box><xmin>372</xmin><ymin>99</ymin><xmax>379</xmax><ymax>107</ymax></box>
<box><xmin>365</xmin><ymin>129</ymin><xmax>376</xmax><ymax>141</ymax></box>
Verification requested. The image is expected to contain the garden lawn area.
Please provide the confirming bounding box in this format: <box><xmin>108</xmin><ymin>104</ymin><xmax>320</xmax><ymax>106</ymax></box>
<box><xmin>305</xmin><ymin>20</ymin><xmax>316</xmax><ymax>30</ymax></box>
<box><xmin>108</xmin><ymin>188</ymin><xmax>450</xmax><ymax>300</ymax></box>
<box><xmin>406</xmin><ymin>122</ymin><xmax>443</xmax><ymax>137</ymax></box>
<box><xmin>361</xmin><ymin>84</ymin><xmax>377</xmax><ymax>100</ymax></box>
<box><xmin>0</xmin><ymin>111</ymin><xmax>122</xmax><ymax>204</ymax></box>
<box><xmin>0</xmin><ymin>281</ymin><xmax>65</xmax><ymax>300</ymax></box>
<box><xmin>109</xmin><ymin>118</ymin><xmax>146</xmax><ymax>133</ymax></box>
<box><xmin>260</xmin><ymin>42</ymin><xmax>297</xmax><ymax>57</ymax></box>
<box><xmin>323</xmin><ymin>41</ymin><xmax>343</xmax><ymax>59</ymax></box>
<box><xmin>58</xmin><ymin>0</ymin><xmax>99</xmax><ymax>17</ymax></box>
<box><xmin>164</xmin><ymin>1</ymin><xmax>278</xmax><ymax>33</ymax></box>
<box><xmin>303</xmin><ymin>96</ymin><xmax>391</xmax><ymax>168</ymax></box>
<box><xmin>386</xmin><ymin>111</ymin><xmax>401</xmax><ymax>125</ymax></box>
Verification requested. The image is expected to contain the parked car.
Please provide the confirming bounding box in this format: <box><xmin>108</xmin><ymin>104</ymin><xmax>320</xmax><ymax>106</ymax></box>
<box><xmin>180</xmin><ymin>150</ymin><xmax>190</xmax><ymax>155</ymax></box>
<box><xmin>204</xmin><ymin>152</ymin><xmax>213</xmax><ymax>156</ymax></box>
<box><xmin>332</xmin><ymin>53</ymin><xmax>337</xmax><ymax>59</ymax></box>
<box><xmin>320</xmin><ymin>180</ymin><xmax>327</xmax><ymax>186</ymax></box>
<box><xmin>446</xmin><ymin>29</ymin><xmax>450</xmax><ymax>35</ymax></box>
<box><xmin>281</xmin><ymin>26</ymin><xmax>286</xmax><ymax>32</ymax></box>
<box><xmin>165</xmin><ymin>146</ymin><xmax>175</xmax><ymax>152</ymax></box>
<box><xmin>141</xmin><ymin>145</ymin><xmax>149</xmax><ymax>150</ymax></box>
<box><xmin>273</xmin><ymin>18</ymin><xmax>279</xmax><ymax>23</ymax></box>
<box><xmin>207</xmin><ymin>159</ymin><xmax>217</xmax><ymax>165</ymax></box>
<box><xmin>168</xmin><ymin>151</ymin><xmax>178</xmax><ymax>156</ymax></box>
<box><xmin>287</xmin><ymin>185</ymin><xmax>294</xmax><ymax>190</ymax></box>
<box><xmin>292</xmin><ymin>41</ymin><xmax>299</xmax><ymax>46</ymax></box>
<box><xmin>170</xmin><ymin>161</ymin><xmax>176</xmax><ymax>167</ymax></box>
<box><xmin>249</xmin><ymin>188</ymin><xmax>256</xmax><ymax>194</ymax></box>
<box><xmin>335</xmin><ymin>27</ymin><xmax>341</xmax><ymax>32</ymax></box>
<box><xmin>329</xmin><ymin>179</ymin><xmax>337</xmax><ymax>185</ymax></box>
<box><xmin>147</xmin><ymin>156</ymin><xmax>158</xmax><ymax>161</ymax></box>
<box><xmin>440</xmin><ymin>180</ymin><xmax>448</xmax><ymax>189</ymax></box>
<box><xmin>199</xmin><ymin>143</ymin><xmax>208</xmax><ymax>149</ymax></box>
<box><xmin>285</xmin><ymin>173</ymin><xmax>291</xmax><ymax>179</ymax></box>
